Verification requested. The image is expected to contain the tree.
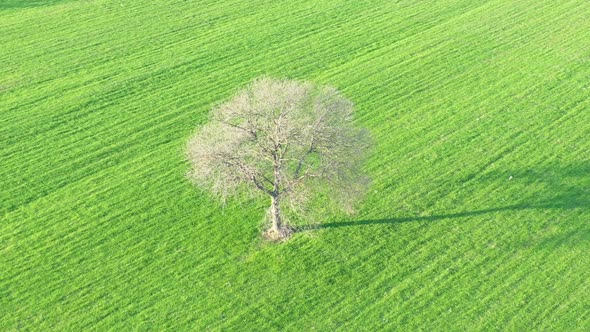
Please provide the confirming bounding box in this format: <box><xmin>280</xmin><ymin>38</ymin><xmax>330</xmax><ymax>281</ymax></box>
<box><xmin>186</xmin><ymin>77</ymin><xmax>371</xmax><ymax>240</ymax></box>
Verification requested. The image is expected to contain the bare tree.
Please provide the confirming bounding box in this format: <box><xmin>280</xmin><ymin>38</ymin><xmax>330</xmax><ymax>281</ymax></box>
<box><xmin>187</xmin><ymin>77</ymin><xmax>371</xmax><ymax>240</ymax></box>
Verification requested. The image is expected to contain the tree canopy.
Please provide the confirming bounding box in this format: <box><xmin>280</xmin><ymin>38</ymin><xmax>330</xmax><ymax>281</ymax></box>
<box><xmin>187</xmin><ymin>77</ymin><xmax>371</xmax><ymax>240</ymax></box>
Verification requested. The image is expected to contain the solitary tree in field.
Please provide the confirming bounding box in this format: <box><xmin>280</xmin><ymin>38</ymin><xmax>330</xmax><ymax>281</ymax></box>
<box><xmin>187</xmin><ymin>78</ymin><xmax>371</xmax><ymax>240</ymax></box>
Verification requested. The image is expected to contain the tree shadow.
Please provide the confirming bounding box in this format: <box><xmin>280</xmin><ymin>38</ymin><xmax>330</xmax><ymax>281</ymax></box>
<box><xmin>318</xmin><ymin>205</ymin><xmax>534</xmax><ymax>229</ymax></box>
<box><xmin>298</xmin><ymin>162</ymin><xmax>589</xmax><ymax>231</ymax></box>
<box><xmin>0</xmin><ymin>0</ymin><xmax>72</xmax><ymax>10</ymax></box>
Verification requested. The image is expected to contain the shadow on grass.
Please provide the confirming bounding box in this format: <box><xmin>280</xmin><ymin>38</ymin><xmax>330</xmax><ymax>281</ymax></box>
<box><xmin>0</xmin><ymin>0</ymin><xmax>72</xmax><ymax>10</ymax></box>
<box><xmin>318</xmin><ymin>205</ymin><xmax>535</xmax><ymax>229</ymax></box>
<box><xmin>298</xmin><ymin>162</ymin><xmax>589</xmax><ymax>231</ymax></box>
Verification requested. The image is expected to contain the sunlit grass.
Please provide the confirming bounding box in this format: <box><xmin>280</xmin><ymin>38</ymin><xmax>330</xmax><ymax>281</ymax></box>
<box><xmin>1</xmin><ymin>0</ymin><xmax>589</xmax><ymax>330</ymax></box>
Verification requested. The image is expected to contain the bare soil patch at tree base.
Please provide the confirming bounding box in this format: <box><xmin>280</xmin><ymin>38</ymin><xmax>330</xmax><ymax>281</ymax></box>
<box><xmin>262</xmin><ymin>226</ymin><xmax>294</xmax><ymax>242</ymax></box>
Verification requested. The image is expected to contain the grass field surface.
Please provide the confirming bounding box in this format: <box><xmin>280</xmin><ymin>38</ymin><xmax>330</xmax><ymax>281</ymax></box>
<box><xmin>1</xmin><ymin>0</ymin><xmax>589</xmax><ymax>330</ymax></box>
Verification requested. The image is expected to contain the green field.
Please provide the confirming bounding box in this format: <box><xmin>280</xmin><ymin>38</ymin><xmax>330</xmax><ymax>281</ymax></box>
<box><xmin>1</xmin><ymin>0</ymin><xmax>589</xmax><ymax>330</ymax></box>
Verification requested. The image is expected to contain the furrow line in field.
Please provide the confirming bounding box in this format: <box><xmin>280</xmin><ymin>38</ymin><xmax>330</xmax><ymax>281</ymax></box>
<box><xmin>229</xmin><ymin>214</ymin><xmax>445</xmax><ymax>328</ymax></box>
<box><xmin>0</xmin><ymin>0</ymin><xmax>488</xmax><ymax>122</ymax></box>
<box><xmin>319</xmin><ymin>0</ymin><xmax>582</xmax><ymax>102</ymax></box>
<box><xmin>0</xmin><ymin>101</ymin><xmax>195</xmax><ymax>215</ymax></box>
<box><xmin>4</xmin><ymin>0</ymin><xmax>584</xmax><ymax>217</ymax></box>
<box><xmin>0</xmin><ymin>0</ymin><xmax>357</xmax><ymax>78</ymax></box>
<box><xmin>343</xmin><ymin>213</ymin><xmax>514</xmax><ymax>326</ymax></box>
<box><xmin>297</xmin><ymin>219</ymin><xmax>467</xmax><ymax>328</ymax></box>
<box><xmin>525</xmin><ymin>251</ymin><xmax>589</xmax><ymax>329</ymax></box>
<box><xmin>360</xmin><ymin>41</ymin><xmax>590</xmax><ymax>184</ymax></box>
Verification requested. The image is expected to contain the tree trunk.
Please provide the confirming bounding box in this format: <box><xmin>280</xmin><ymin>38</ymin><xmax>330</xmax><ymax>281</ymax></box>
<box><xmin>266</xmin><ymin>148</ymin><xmax>291</xmax><ymax>240</ymax></box>
<box><xmin>270</xmin><ymin>195</ymin><xmax>282</xmax><ymax>233</ymax></box>
<box><xmin>266</xmin><ymin>194</ymin><xmax>290</xmax><ymax>240</ymax></box>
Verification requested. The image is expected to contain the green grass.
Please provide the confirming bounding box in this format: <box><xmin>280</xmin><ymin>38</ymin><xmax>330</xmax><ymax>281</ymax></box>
<box><xmin>1</xmin><ymin>0</ymin><xmax>589</xmax><ymax>330</ymax></box>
